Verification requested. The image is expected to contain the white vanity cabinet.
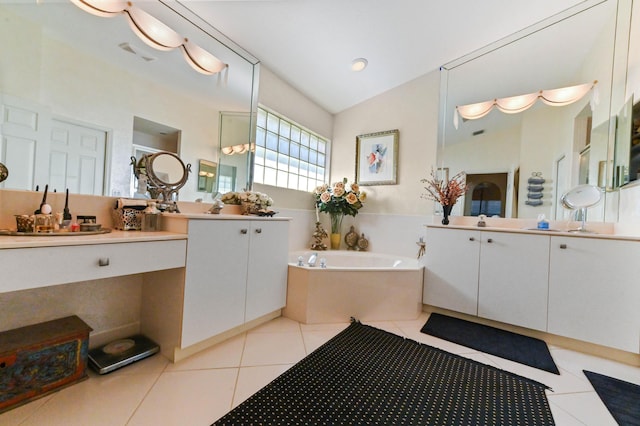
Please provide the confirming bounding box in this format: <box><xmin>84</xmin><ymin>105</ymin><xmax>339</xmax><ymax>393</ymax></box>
<box><xmin>179</xmin><ymin>218</ymin><xmax>289</xmax><ymax>348</ymax></box>
<box><xmin>548</xmin><ymin>236</ymin><xmax>640</xmax><ymax>353</ymax></box>
<box><xmin>425</xmin><ymin>227</ymin><xmax>550</xmax><ymax>330</ymax></box>
<box><xmin>424</xmin><ymin>227</ymin><xmax>481</xmax><ymax>315</ymax></box>
<box><xmin>477</xmin><ymin>232</ymin><xmax>550</xmax><ymax>331</ymax></box>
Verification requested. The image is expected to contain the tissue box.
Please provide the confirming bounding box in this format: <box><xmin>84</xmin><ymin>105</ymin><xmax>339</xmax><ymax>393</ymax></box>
<box><xmin>111</xmin><ymin>207</ymin><xmax>144</xmax><ymax>230</ymax></box>
<box><xmin>0</xmin><ymin>316</ymin><xmax>92</xmax><ymax>413</ymax></box>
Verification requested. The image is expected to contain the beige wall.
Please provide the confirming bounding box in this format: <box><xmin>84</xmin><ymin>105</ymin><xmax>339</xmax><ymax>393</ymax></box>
<box><xmin>332</xmin><ymin>71</ymin><xmax>440</xmax><ymax>215</ymax></box>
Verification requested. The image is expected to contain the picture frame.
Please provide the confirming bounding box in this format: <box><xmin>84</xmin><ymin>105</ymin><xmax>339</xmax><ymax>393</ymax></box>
<box><xmin>355</xmin><ymin>129</ymin><xmax>399</xmax><ymax>185</ymax></box>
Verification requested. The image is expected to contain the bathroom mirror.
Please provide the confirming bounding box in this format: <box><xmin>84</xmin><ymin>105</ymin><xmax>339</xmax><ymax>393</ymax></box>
<box><xmin>0</xmin><ymin>0</ymin><xmax>259</xmax><ymax>201</ymax></box>
<box><xmin>438</xmin><ymin>0</ymin><xmax>630</xmax><ymax>222</ymax></box>
<box><xmin>197</xmin><ymin>160</ymin><xmax>218</xmax><ymax>193</ymax></box>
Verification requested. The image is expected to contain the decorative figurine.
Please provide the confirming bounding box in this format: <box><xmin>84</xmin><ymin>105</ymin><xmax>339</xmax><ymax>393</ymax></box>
<box><xmin>311</xmin><ymin>222</ymin><xmax>328</xmax><ymax>250</ymax></box>
<box><xmin>344</xmin><ymin>226</ymin><xmax>359</xmax><ymax>250</ymax></box>
<box><xmin>357</xmin><ymin>233</ymin><xmax>369</xmax><ymax>251</ymax></box>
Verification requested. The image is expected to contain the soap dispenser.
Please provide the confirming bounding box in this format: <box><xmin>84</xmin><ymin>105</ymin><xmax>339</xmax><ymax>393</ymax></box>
<box><xmin>536</xmin><ymin>214</ymin><xmax>549</xmax><ymax>230</ymax></box>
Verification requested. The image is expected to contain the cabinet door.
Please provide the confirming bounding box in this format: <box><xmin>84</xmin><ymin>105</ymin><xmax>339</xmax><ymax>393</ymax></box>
<box><xmin>478</xmin><ymin>232</ymin><xmax>550</xmax><ymax>331</ymax></box>
<box><xmin>424</xmin><ymin>227</ymin><xmax>481</xmax><ymax>315</ymax></box>
<box><xmin>181</xmin><ymin>220</ymin><xmax>250</xmax><ymax>348</ymax></box>
<box><xmin>245</xmin><ymin>220</ymin><xmax>289</xmax><ymax>322</ymax></box>
<box><xmin>549</xmin><ymin>237</ymin><xmax>640</xmax><ymax>353</ymax></box>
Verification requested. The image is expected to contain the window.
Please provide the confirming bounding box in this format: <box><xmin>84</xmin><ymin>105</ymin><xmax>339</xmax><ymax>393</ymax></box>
<box><xmin>253</xmin><ymin>107</ymin><xmax>328</xmax><ymax>191</ymax></box>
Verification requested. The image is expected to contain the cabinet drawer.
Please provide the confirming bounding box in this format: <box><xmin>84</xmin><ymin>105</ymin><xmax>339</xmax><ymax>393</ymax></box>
<box><xmin>0</xmin><ymin>240</ymin><xmax>187</xmax><ymax>293</ymax></box>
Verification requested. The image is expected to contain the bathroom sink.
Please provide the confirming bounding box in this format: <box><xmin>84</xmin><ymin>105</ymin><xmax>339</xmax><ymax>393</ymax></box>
<box><xmin>524</xmin><ymin>228</ymin><xmax>563</xmax><ymax>232</ymax></box>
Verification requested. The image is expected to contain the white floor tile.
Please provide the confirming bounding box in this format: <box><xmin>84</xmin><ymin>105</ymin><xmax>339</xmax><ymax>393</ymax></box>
<box><xmin>302</xmin><ymin>329</ymin><xmax>343</xmax><ymax>353</ymax></box>
<box><xmin>2</xmin><ymin>315</ymin><xmax>638</xmax><ymax>426</ymax></box>
<box><xmin>0</xmin><ymin>394</ymin><xmax>53</xmax><ymax>426</ymax></box>
<box><xmin>548</xmin><ymin>392</ymin><xmax>618</xmax><ymax>426</ymax></box>
<box><xmin>165</xmin><ymin>333</ymin><xmax>245</xmax><ymax>371</ymax></box>
<box><xmin>241</xmin><ymin>331</ymin><xmax>306</xmax><ymax>366</ymax></box>
<box><xmin>232</xmin><ymin>364</ymin><xmax>293</xmax><ymax>408</ymax></box>
<box><xmin>128</xmin><ymin>369</ymin><xmax>238</xmax><ymax>426</ymax></box>
<box><xmin>19</xmin><ymin>373</ymin><xmax>160</xmax><ymax>426</ymax></box>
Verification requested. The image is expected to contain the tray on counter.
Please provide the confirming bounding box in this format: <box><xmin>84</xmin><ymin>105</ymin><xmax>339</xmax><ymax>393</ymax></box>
<box><xmin>0</xmin><ymin>228</ymin><xmax>112</xmax><ymax>237</ymax></box>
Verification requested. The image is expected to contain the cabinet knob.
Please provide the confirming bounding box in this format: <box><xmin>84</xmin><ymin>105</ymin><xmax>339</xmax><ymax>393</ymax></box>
<box><xmin>255</xmin><ymin>228</ymin><xmax>262</xmax><ymax>234</ymax></box>
<box><xmin>98</xmin><ymin>258</ymin><xmax>110</xmax><ymax>267</ymax></box>
<box><xmin>240</xmin><ymin>228</ymin><xmax>248</xmax><ymax>234</ymax></box>
<box><xmin>469</xmin><ymin>237</ymin><xmax>475</xmax><ymax>241</ymax></box>
<box><xmin>560</xmin><ymin>244</ymin><xmax>567</xmax><ymax>249</ymax></box>
<box><xmin>487</xmin><ymin>238</ymin><xmax>493</xmax><ymax>243</ymax></box>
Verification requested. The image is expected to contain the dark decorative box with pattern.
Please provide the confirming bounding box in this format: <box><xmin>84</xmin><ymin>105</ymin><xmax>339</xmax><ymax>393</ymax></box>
<box><xmin>0</xmin><ymin>315</ymin><xmax>92</xmax><ymax>413</ymax></box>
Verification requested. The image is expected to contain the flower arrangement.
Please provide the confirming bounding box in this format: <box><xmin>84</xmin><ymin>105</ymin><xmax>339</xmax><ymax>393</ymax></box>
<box><xmin>313</xmin><ymin>178</ymin><xmax>365</xmax><ymax>217</ymax></box>
<box><xmin>420</xmin><ymin>169</ymin><xmax>468</xmax><ymax>207</ymax></box>
<box><xmin>221</xmin><ymin>191</ymin><xmax>273</xmax><ymax>210</ymax></box>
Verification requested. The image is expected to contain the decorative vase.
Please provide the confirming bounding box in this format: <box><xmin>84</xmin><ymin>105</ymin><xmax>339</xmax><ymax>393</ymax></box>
<box><xmin>442</xmin><ymin>204</ymin><xmax>453</xmax><ymax>225</ymax></box>
<box><xmin>329</xmin><ymin>212</ymin><xmax>344</xmax><ymax>249</ymax></box>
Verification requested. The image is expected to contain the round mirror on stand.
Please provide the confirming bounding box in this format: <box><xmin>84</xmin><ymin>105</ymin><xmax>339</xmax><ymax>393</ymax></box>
<box><xmin>560</xmin><ymin>184</ymin><xmax>603</xmax><ymax>233</ymax></box>
<box><xmin>131</xmin><ymin>152</ymin><xmax>191</xmax><ymax>212</ymax></box>
<box><xmin>0</xmin><ymin>163</ymin><xmax>8</xmax><ymax>183</ymax></box>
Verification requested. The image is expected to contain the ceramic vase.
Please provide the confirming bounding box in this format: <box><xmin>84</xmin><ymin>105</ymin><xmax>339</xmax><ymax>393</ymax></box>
<box><xmin>442</xmin><ymin>205</ymin><xmax>453</xmax><ymax>225</ymax></box>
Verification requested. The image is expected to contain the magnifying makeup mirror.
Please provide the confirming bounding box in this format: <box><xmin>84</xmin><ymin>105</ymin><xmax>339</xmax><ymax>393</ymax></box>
<box><xmin>131</xmin><ymin>152</ymin><xmax>191</xmax><ymax>211</ymax></box>
<box><xmin>0</xmin><ymin>163</ymin><xmax>7</xmax><ymax>183</ymax></box>
<box><xmin>561</xmin><ymin>184</ymin><xmax>603</xmax><ymax>233</ymax></box>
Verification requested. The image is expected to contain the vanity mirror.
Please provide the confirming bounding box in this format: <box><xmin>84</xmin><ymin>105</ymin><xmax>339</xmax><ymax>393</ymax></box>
<box><xmin>0</xmin><ymin>0</ymin><xmax>259</xmax><ymax>201</ymax></box>
<box><xmin>438</xmin><ymin>0</ymin><xmax>631</xmax><ymax>222</ymax></box>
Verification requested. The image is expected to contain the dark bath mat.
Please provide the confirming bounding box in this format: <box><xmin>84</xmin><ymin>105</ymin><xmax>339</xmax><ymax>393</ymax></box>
<box><xmin>421</xmin><ymin>312</ymin><xmax>560</xmax><ymax>375</ymax></box>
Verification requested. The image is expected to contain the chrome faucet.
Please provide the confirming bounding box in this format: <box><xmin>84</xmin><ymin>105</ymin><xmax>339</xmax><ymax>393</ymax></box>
<box><xmin>308</xmin><ymin>253</ymin><xmax>318</xmax><ymax>267</ymax></box>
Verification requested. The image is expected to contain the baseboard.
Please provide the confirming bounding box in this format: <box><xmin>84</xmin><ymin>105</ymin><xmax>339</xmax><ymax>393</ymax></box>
<box><xmin>170</xmin><ymin>310</ymin><xmax>282</xmax><ymax>363</ymax></box>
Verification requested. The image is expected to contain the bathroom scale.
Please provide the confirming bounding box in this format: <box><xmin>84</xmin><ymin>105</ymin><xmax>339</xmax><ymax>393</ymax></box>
<box><xmin>88</xmin><ymin>334</ymin><xmax>160</xmax><ymax>374</ymax></box>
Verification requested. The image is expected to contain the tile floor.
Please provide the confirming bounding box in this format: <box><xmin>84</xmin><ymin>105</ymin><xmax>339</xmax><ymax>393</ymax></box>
<box><xmin>2</xmin><ymin>313</ymin><xmax>639</xmax><ymax>425</ymax></box>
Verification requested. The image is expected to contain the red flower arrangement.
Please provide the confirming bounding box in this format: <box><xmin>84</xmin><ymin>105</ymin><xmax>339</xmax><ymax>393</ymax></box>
<box><xmin>420</xmin><ymin>169</ymin><xmax>468</xmax><ymax>206</ymax></box>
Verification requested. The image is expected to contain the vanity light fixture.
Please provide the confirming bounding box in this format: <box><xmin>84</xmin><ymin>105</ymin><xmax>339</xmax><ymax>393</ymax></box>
<box><xmin>70</xmin><ymin>0</ymin><xmax>228</xmax><ymax>77</ymax></box>
<box><xmin>182</xmin><ymin>38</ymin><xmax>228</xmax><ymax>75</ymax></box>
<box><xmin>454</xmin><ymin>80</ymin><xmax>598</xmax><ymax>128</ymax></box>
<box><xmin>69</xmin><ymin>0</ymin><xmax>127</xmax><ymax>18</ymax></box>
<box><xmin>221</xmin><ymin>143</ymin><xmax>256</xmax><ymax>155</ymax></box>
<box><xmin>123</xmin><ymin>4</ymin><xmax>183</xmax><ymax>51</ymax></box>
<box><xmin>351</xmin><ymin>58</ymin><xmax>368</xmax><ymax>72</ymax></box>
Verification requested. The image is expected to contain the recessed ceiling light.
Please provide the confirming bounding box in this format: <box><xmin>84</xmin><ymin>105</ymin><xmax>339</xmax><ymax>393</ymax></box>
<box><xmin>351</xmin><ymin>58</ymin><xmax>368</xmax><ymax>72</ymax></box>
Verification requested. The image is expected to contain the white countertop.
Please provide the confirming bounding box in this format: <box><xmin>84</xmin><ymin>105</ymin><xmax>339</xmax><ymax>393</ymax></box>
<box><xmin>426</xmin><ymin>223</ymin><xmax>640</xmax><ymax>242</ymax></box>
<box><xmin>161</xmin><ymin>213</ymin><xmax>291</xmax><ymax>221</ymax></box>
<box><xmin>0</xmin><ymin>230</ymin><xmax>187</xmax><ymax>249</ymax></box>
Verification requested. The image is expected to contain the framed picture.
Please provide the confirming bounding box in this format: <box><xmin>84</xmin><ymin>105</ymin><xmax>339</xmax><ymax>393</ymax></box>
<box><xmin>355</xmin><ymin>129</ymin><xmax>399</xmax><ymax>185</ymax></box>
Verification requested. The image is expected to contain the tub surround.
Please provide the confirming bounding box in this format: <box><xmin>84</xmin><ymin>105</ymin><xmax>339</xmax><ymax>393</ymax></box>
<box><xmin>284</xmin><ymin>251</ymin><xmax>424</xmax><ymax>324</ymax></box>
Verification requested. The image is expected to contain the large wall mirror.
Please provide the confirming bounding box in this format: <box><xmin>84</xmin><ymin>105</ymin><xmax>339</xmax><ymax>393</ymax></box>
<box><xmin>0</xmin><ymin>0</ymin><xmax>259</xmax><ymax>202</ymax></box>
<box><xmin>438</xmin><ymin>0</ymin><xmax>632</xmax><ymax>223</ymax></box>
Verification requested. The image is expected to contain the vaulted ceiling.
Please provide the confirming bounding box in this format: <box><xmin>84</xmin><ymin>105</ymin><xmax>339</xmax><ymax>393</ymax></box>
<box><xmin>183</xmin><ymin>0</ymin><xmax>588</xmax><ymax>113</ymax></box>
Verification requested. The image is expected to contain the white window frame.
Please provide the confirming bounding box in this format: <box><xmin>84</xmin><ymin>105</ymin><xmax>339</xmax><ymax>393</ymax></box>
<box><xmin>253</xmin><ymin>106</ymin><xmax>330</xmax><ymax>191</ymax></box>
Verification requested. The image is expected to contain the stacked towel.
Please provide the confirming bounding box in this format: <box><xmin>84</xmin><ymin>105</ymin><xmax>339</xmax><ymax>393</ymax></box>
<box><xmin>526</xmin><ymin>174</ymin><xmax>545</xmax><ymax>206</ymax></box>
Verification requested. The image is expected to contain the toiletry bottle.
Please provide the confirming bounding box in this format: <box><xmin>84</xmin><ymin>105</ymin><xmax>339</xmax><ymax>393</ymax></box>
<box><xmin>537</xmin><ymin>214</ymin><xmax>549</xmax><ymax>230</ymax></box>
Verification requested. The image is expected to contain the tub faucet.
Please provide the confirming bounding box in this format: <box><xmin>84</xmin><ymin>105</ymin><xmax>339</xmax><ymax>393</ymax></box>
<box><xmin>308</xmin><ymin>252</ymin><xmax>318</xmax><ymax>267</ymax></box>
<box><xmin>320</xmin><ymin>258</ymin><xmax>327</xmax><ymax>268</ymax></box>
<box><xmin>297</xmin><ymin>256</ymin><xmax>304</xmax><ymax>267</ymax></box>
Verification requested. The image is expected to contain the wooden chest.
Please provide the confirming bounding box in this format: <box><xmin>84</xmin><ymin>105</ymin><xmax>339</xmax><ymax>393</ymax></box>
<box><xmin>0</xmin><ymin>315</ymin><xmax>92</xmax><ymax>413</ymax></box>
